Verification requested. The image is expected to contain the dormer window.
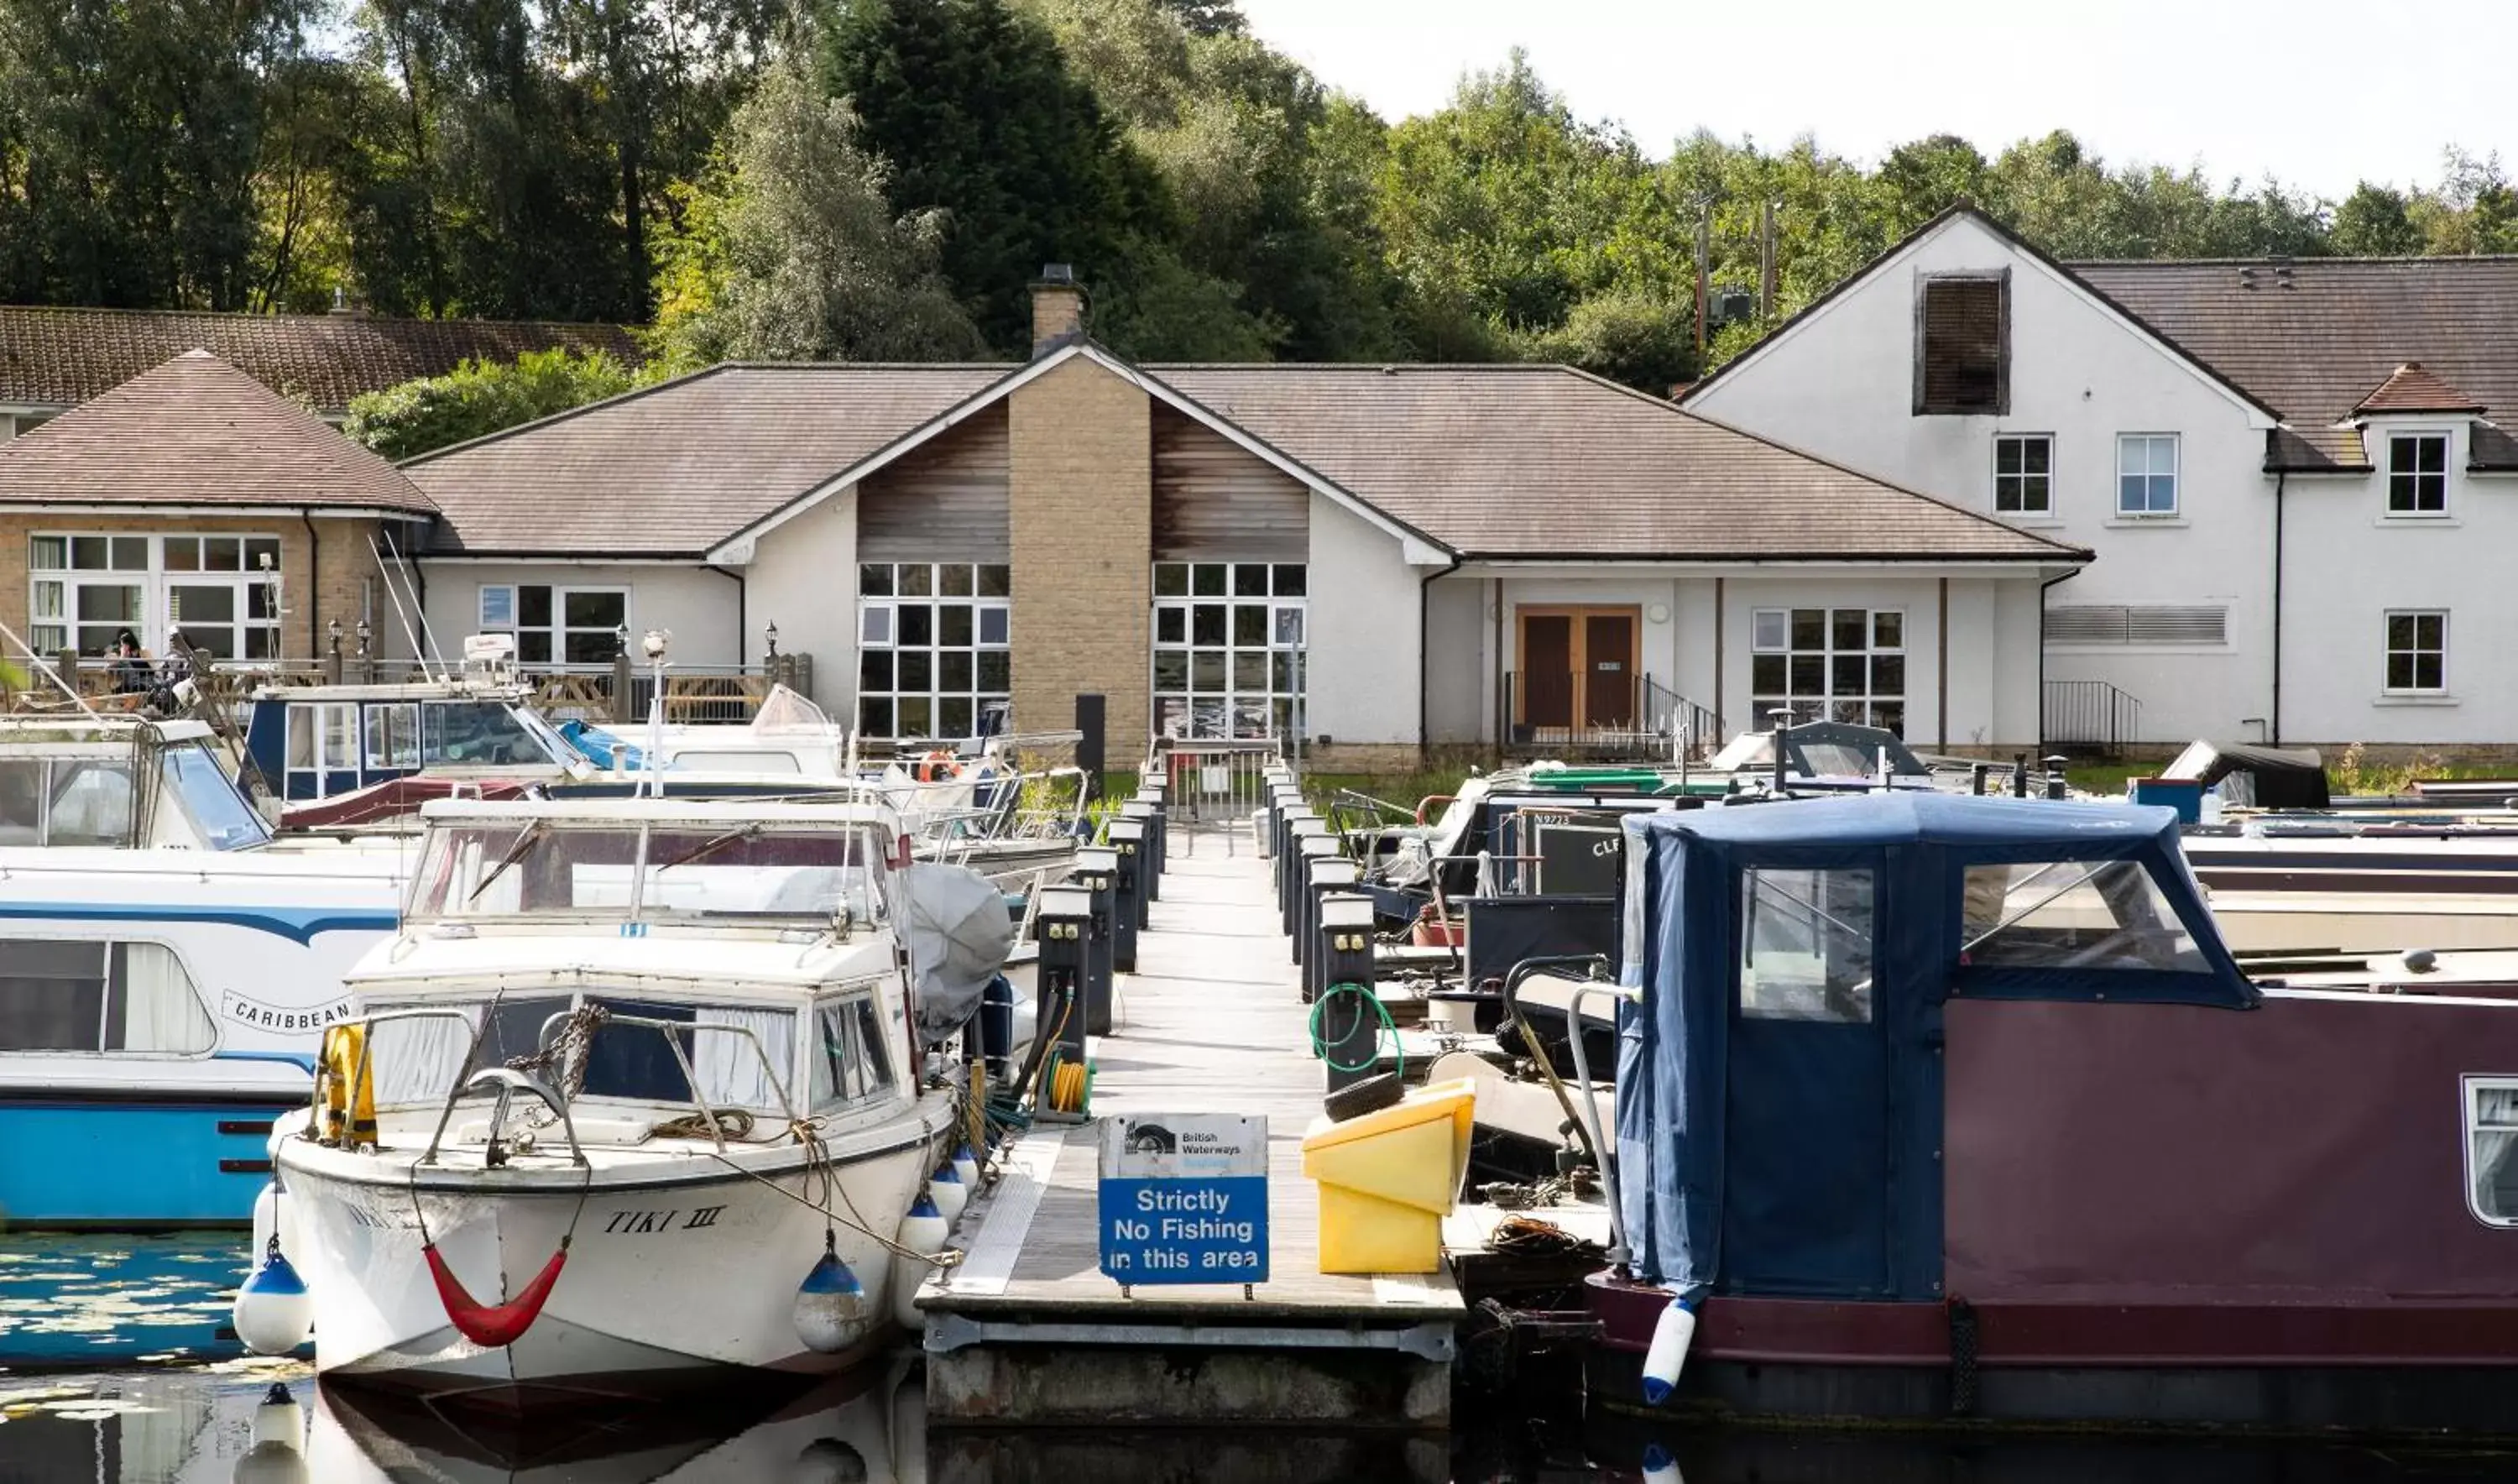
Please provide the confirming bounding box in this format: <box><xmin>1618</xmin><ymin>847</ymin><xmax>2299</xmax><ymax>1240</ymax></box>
<box><xmin>2387</xmin><ymin>432</ymin><xmax>2448</xmax><ymax>515</ymax></box>
<box><xmin>1914</xmin><ymin>272</ymin><xmax>2008</xmax><ymax>415</ymax></box>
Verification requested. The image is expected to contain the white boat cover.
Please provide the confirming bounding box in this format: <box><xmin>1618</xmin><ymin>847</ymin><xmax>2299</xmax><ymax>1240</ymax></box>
<box><xmin>900</xmin><ymin>860</ymin><xmax>1016</xmax><ymax>1045</ymax></box>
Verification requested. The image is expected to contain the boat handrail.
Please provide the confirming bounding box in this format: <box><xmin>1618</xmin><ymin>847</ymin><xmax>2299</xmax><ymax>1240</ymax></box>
<box><xmin>531</xmin><ymin>1010</ymin><xmax>803</xmax><ymax>1152</ymax></box>
<box><xmin>421</xmin><ymin>1065</ymin><xmax>590</xmax><ymax>1170</ymax></box>
<box><xmin>335</xmin><ymin>1006</ymin><xmax>488</xmax><ymax>1142</ymax></box>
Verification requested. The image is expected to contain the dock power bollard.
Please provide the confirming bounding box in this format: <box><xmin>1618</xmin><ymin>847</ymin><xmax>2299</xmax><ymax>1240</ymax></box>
<box><xmin>1032</xmin><ymin>883</ymin><xmax>1094</xmax><ymax>1122</ymax></box>
<box><xmin>1281</xmin><ymin>818</ymin><xmax>1326</xmax><ymax>937</ymax></box>
<box><xmin>1300</xmin><ymin>854</ymin><xmax>1362</xmax><ymax>1003</ymax></box>
<box><xmin>1126</xmin><ymin>792</ymin><xmax>1166</xmax><ymax>904</ymax></box>
<box><xmin>1073</xmin><ymin>847</ymin><xmax>1120</xmax><ymax>1035</ymax></box>
<box><xmin>1290</xmin><ymin>833</ymin><xmax>1338</xmax><ymax>964</ymax></box>
<box><xmin>1107</xmin><ymin>819</ymin><xmax>1146</xmax><ymax>971</ymax></box>
<box><xmin>1314</xmin><ymin>892</ymin><xmax>1384</xmax><ymax>1095</ymax></box>
<box><xmin>1121</xmin><ymin>801</ymin><xmax>1161</xmax><ymax>921</ymax></box>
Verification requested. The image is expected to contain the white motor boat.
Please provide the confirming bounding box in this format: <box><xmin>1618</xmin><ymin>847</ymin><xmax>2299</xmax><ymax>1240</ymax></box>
<box><xmin>268</xmin><ymin>795</ymin><xmax>967</xmax><ymax>1407</ymax></box>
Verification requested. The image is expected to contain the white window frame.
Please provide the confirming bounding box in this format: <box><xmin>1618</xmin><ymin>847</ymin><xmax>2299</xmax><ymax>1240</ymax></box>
<box><xmin>2115</xmin><ymin>434</ymin><xmax>2180</xmax><ymax>517</ymax></box>
<box><xmin>1152</xmin><ymin>561</ymin><xmax>1308</xmax><ymax>741</ymax></box>
<box><xmin>2387</xmin><ymin>431</ymin><xmax>2451</xmax><ymax>516</ymax></box>
<box><xmin>1749</xmin><ymin>606</ymin><xmax>1907</xmax><ymax>735</ymax></box>
<box><xmin>29</xmin><ymin>533</ymin><xmax>282</xmax><ymax>661</ymax></box>
<box><xmin>854</xmin><ymin>562</ymin><xmax>1011</xmax><ymax>742</ymax></box>
<box><xmin>1993</xmin><ymin>433</ymin><xmax>2054</xmax><ymax>515</ymax></box>
<box><xmin>2383</xmin><ymin>609</ymin><xmax>2447</xmax><ymax>695</ymax></box>
<box><xmin>0</xmin><ymin>934</ymin><xmax>215</xmax><ymax>1057</ymax></box>
<box><xmin>477</xmin><ymin>583</ymin><xmax>630</xmax><ymax>667</ymax></box>
<box><xmin>2463</xmin><ymin>1074</ymin><xmax>2518</xmax><ymax>1228</ymax></box>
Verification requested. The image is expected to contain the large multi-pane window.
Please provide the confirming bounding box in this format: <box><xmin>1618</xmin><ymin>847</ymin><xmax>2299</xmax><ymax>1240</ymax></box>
<box><xmin>1152</xmin><ymin>562</ymin><xmax>1306</xmax><ymax>740</ymax></box>
<box><xmin>1750</xmin><ymin>607</ymin><xmax>1906</xmax><ymax>735</ymax></box>
<box><xmin>478</xmin><ymin>584</ymin><xmax>628</xmax><ymax>665</ymax></box>
<box><xmin>858</xmin><ymin>562</ymin><xmax>1010</xmax><ymax>740</ymax></box>
<box><xmin>31</xmin><ymin>534</ymin><xmax>282</xmax><ymax>660</ymax></box>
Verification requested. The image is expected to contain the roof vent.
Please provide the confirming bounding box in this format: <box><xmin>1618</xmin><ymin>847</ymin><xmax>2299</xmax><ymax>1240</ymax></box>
<box><xmin>1039</xmin><ymin>263</ymin><xmax>1075</xmax><ymax>285</ymax></box>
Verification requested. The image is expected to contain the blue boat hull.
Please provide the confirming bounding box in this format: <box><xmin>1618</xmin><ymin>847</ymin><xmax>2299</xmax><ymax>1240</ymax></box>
<box><xmin>0</xmin><ymin>1095</ymin><xmax>300</xmax><ymax>1230</ymax></box>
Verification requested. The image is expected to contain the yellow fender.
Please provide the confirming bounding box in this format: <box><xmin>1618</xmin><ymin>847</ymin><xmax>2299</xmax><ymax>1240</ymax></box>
<box><xmin>318</xmin><ymin>1024</ymin><xmax>377</xmax><ymax>1145</ymax></box>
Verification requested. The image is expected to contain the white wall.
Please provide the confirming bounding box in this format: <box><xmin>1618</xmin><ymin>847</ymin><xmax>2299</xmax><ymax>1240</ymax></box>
<box><xmin>2280</xmin><ymin>428</ymin><xmax>2518</xmax><ymax>745</ymax></box>
<box><xmin>1423</xmin><ymin>574</ymin><xmax>1484</xmax><ymax>745</ymax></box>
<box><xmin>1306</xmin><ymin>494</ymin><xmax>1423</xmax><ymax>746</ymax></box>
<box><xmin>744</xmin><ymin>485</ymin><xmax>859</xmax><ymax>716</ymax></box>
<box><xmin>1689</xmin><ymin>214</ymin><xmax>2279</xmax><ymax>745</ymax></box>
<box><xmin>416</xmin><ymin>560</ymin><xmax>740</xmax><ymax>671</ymax></box>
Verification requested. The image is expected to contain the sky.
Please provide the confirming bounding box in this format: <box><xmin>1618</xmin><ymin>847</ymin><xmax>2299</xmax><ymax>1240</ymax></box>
<box><xmin>1235</xmin><ymin>0</ymin><xmax>2510</xmax><ymax>199</ymax></box>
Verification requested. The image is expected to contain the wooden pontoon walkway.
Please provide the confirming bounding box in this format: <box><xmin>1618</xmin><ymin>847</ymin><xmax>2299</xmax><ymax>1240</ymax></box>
<box><xmin>921</xmin><ymin>827</ymin><xmax>1463</xmax><ymax>1427</ymax></box>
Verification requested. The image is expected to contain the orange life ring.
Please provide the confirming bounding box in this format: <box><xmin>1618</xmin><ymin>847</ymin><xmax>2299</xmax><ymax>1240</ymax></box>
<box><xmin>1415</xmin><ymin>794</ymin><xmax>1455</xmax><ymax>825</ymax></box>
<box><xmin>914</xmin><ymin>750</ymin><xmax>964</xmax><ymax>784</ymax></box>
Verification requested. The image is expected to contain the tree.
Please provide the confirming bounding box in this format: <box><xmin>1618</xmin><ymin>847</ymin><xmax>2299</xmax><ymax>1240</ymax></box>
<box><xmin>344</xmin><ymin>347</ymin><xmax>642</xmax><ymax>460</ymax></box>
<box><xmin>647</xmin><ymin>44</ymin><xmax>985</xmax><ymax>368</ymax></box>
<box><xmin>2331</xmin><ymin>183</ymin><xmax>2422</xmax><ymax>256</ymax></box>
<box><xmin>818</xmin><ymin>0</ymin><xmax>1178</xmax><ymax>353</ymax></box>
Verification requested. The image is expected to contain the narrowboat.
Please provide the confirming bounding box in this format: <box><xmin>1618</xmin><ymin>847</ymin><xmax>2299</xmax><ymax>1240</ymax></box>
<box><xmin>1587</xmin><ymin>792</ymin><xmax>2518</xmax><ymax>1434</ymax></box>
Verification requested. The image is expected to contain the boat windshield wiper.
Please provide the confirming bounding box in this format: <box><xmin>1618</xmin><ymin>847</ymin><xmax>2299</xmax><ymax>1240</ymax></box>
<box><xmin>652</xmin><ymin>823</ymin><xmax>761</xmax><ymax>875</ymax></box>
<box><xmin>467</xmin><ymin>821</ymin><xmax>551</xmax><ymax>903</ymax></box>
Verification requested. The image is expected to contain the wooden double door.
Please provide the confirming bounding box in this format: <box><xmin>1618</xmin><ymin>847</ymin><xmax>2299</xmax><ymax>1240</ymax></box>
<box><xmin>1518</xmin><ymin>606</ymin><xmax>1639</xmax><ymax>731</ymax></box>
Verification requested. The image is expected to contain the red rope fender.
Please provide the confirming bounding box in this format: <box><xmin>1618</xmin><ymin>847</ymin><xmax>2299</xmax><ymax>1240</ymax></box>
<box><xmin>423</xmin><ymin>1240</ymin><xmax>569</xmax><ymax>1348</ymax></box>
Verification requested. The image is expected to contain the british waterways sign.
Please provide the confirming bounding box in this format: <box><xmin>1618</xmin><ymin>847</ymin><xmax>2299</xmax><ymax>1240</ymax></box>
<box><xmin>1097</xmin><ymin>1113</ymin><xmax>1268</xmax><ymax>1285</ymax></box>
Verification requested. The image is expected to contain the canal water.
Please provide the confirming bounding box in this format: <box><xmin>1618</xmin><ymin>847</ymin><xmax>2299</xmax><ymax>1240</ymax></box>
<box><xmin>1</xmin><ymin>1236</ymin><xmax>2509</xmax><ymax>1483</ymax></box>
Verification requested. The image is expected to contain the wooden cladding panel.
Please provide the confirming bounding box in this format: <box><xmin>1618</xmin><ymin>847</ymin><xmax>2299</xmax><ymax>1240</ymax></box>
<box><xmin>1151</xmin><ymin>405</ymin><xmax>1308</xmax><ymax>561</ymax></box>
<box><xmin>858</xmin><ymin>401</ymin><xmax>1011</xmax><ymax>562</ymax></box>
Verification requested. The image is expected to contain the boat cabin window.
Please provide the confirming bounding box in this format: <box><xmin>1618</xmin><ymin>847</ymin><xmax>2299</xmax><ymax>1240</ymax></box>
<box><xmin>1738</xmin><ymin>867</ymin><xmax>1875</xmax><ymax>1023</ymax></box>
<box><xmin>159</xmin><ymin>743</ymin><xmax>270</xmax><ymax>849</ymax></box>
<box><xmin>671</xmin><ymin>750</ymin><xmax>803</xmax><ymax>774</ymax></box>
<box><xmin>0</xmin><ymin>757</ymin><xmax>138</xmax><ymax>847</ymax></box>
<box><xmin>0</xmin><ymin>939</ymin><xmax>215</xmax><ymax>1054</ymax></box>
<box><xmin>423</xmin><ymin>702</ymin><xmax>551</xmax><ymax>767</ymax></box>
<box><xmin>2468</xmin><ymin>1078</ymin><xmax>2518</xmax><ymax>1227</ymax></box>
<box><xmin>285</xmin><ymin>703</ymin><xmax>359</xmax><ymax>776</ymax></box>
<box><xmin>809</xmin><ymin>994</ymin><xmax>899</xmax><ymax>1112</ymax></box>
<box><xmin>409</xmin><ymin>821</ymin><xmax>884</xmax><ymax>924</ymax></box>
<box><xmin>367</xmin><ymin>992</ymin><xmax>798</xmax><ymax>1115</ymax></box>
<box><xmin>365</xmin><ymin>703</ymin><xmax>421</xmax><ymax>770</ymax></box>
<box><xmin>1960</xmin><ymin>860</ymin><xmax>2205</xmax><ymax>972</ymax></box>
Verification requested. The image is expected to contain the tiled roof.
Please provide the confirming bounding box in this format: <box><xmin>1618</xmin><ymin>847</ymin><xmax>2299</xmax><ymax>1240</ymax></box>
<box><xmin>1152</xmin><ymin>363</ymin><xmax>2082</xmax><ymax>561</ymax></box>
<box><xmin>405</xmin><ymin>363</ymin><xmax>1011</xmax><ymax>554</ymax></box>
<box><xmin>0</xmin><ymin>351</ymin><xmax>436</xmax><ymax>514</ymax></box>
<box><xmin>2352</xmin><ymin>361</ymin><xmax>2486</xmax><ymax>415</ymax></box>
<box><xmin>2071</xmin><ymin>257</ymin><xmax>2518</xmax><ymax>469</ymax></box>
<box><xmin>0</xmin><ymin>305</ymin><xmax>640</xmax><ymax>413</ymax></box>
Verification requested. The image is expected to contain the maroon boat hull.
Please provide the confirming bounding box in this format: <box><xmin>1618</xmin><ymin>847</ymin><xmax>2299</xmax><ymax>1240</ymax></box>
<box><xmin>1586</xmin><ymin>991</ymin><xmax>2518</xmax><ymax>1430</ymax></box>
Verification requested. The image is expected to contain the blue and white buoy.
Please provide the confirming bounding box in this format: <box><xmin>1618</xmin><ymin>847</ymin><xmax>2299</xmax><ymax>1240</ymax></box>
<box><xmin>893</xmin><ymin>1193</ymin><xmax>949</xmax><ymax>1327</ymax></box>
<box><xmin>232</xmin><ymin>1382</ymin><xmax>309</xmax><ymax>1484</ymax></box>
<box><xmin>1641</xmin><ymin>1441</ymin><xmax>1683</xmax><ymax>1484</ymax></box>
<box><xmin>927</xmin><ymin>1163</ymin><xmax>968</xmax><ymax>1223</ymax></box>
<box><xmin>1640</xmin><ymin>1293</ymin><xmax>1696</xmax><ymax>1404</ymax></box>
<box><xmin>231</xmin><ymin>1240</ymin><xmax>315</xmax><ymax>1356</ymax></box>
<box><xmin>950</xmin><ymin>1142</ymin><xmax>980</xmax><ymax>1191</ymax></box>
<box><xmin>793</xmin><ymin>1231</ymin><xmax>870</xmax><ymax>1354</ymax></box>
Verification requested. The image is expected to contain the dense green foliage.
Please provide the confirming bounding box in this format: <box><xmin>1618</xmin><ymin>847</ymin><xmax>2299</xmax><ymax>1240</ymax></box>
<box><xmin>13</xmin><ymin>0</ymin><xmax>2518</xmax><ymax>447</ymax></box>
<box><xmin>342</xmin><ymin>346</ymin><xmax>642</xmax><ymax>460</ymax></box>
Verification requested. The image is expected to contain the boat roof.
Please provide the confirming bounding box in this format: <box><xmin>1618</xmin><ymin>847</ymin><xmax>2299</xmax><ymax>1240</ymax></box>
<box><xmin>415</xmin><ymin>794</ymin><xmax>896</xmax><ymax>828</ymax></box>
<box><xmin>0</xmin><ymin>713</ymin><xmax>215</xmax><ymax>745</ymax></box>
<box><xmin>250</xmin><ymin>679</ymin><xmax>527</xmax><ymax>703</ymax></box>
<box><xmin>1639</xmin><ymin>791</ymin><xmax>2178</xmax><ymax>850</ymax></box>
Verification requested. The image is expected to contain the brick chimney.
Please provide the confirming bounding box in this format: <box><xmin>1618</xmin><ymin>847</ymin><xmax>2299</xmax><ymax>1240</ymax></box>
<box><xmin>1030</xmin><ymin>264</ymin><xmax>1086</xmax><ymax>357</ymax></box>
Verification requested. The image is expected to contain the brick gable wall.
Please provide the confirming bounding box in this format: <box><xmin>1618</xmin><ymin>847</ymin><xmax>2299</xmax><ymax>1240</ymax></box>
<box><xmin>1008</xmin><ymin>358</ymin><xmax>1152</xmax><ymax>749</ymax></box>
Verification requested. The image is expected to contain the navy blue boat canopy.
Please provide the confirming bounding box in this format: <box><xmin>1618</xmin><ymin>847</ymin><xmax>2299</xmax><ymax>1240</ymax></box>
<box><xmin>1612</xmin><ymin>793</ymin><xmax>2255</xmax><ymax>1297</ymax></box>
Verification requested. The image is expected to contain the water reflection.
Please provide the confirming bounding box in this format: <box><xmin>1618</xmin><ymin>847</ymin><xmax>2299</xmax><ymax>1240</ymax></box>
<box><xmin>0</xmin><ymin>1361</ymin><xmax>2510</xmax><ymax>1482</ymax></box>
<box><xmin>0</xmin><ymin>1232</ymin><xmax>247</xmax><ymax>1366</ymax></box>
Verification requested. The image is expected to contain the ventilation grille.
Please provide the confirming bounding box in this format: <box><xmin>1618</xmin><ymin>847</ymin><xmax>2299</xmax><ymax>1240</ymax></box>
<box><xmin>2049</xmin><ymin>604</ymin><xmax>2227</xmax><ymax>645</ymax></box>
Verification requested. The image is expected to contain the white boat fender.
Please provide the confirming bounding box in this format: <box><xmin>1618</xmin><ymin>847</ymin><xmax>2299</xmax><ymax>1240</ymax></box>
<box><xmin>891</xmin><ymin>1361</ymin><xmax>930</xmax><ymax>1484</ymax></box>
<box><xmin>927</xmin><ymin>1163</ymin><xmax>968</xmax><ymax>1224</ymax></box>
<box><xmin>1641</xmin><ymin>1441</ymin><xmax>1683</xmax><ymax>1484</ymax></box>
<box><xmin>232</xmin><ymin>1241</ymin><xmax>316</xmax><ymax>1356</ymax></box>
<box><xmin>1640</xmin><ymin>1293</ymin><xmax>1697</xmax><ymax>1404</ymax></box>
<box><xmin>232</xmin><ymin>1382</ymin><xmax>310</xmax><ymax>1484</ymax></box>
<box><xmin>792</xmin><ymin>1439</ymin><xmax>870</xmax><ymax>1484</ymax></box>
<box><xmin>794</xmin><ymin>1230</ymin><xmax>870</xmax><ymax>1355</ymax></box>
<box><xmin>950</xmin><ymin>1143</ymin><xmax>980</xmax><ymax>1191</ymax></box>
<box><xmin>893</xmin><ymin>1194</ymin><xmax>950</xmax><ymax>1329</ymax></box>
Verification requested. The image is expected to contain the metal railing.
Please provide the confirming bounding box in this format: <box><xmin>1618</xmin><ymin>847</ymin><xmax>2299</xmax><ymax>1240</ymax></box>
<box><xmin>1147</xmin><ymin>736</ymin><xmax>1283</xmax><ymax>849</ymax></box>
<box><xmin>1500</xmin><ymin>671</ymin><xmax>1721</xmax><ymax>760</ymax></box>
<box><xmin>2044</xmin><ymin>678</ymin><xmax>2142</xmax><ymax>755</ymax></box>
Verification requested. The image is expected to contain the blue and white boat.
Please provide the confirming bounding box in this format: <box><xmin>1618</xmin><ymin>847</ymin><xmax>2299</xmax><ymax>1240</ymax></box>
<box><xmin>0</xmin><ymin>713</ymin><xmax>406</xmax><ymax>1228</ymax></box>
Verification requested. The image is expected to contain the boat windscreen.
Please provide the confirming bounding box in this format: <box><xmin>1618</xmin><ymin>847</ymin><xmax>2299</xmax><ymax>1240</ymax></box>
<box><xmin>424</xmin><ymin>702</ymin><xmax>562</xmax><ymax>767</ymax></box>
<box><xmin>364</xmin><ymin>993</ymin><xmax>799</xmax><ymax>1115</ymax></box>
<box><xmin>159</xmin><ymin>742</ymin><xmax>270</xmax><ymax>850</ymax></box>
<box><xmin>408</xmin><ymin>821</ymin><xmax>883</xmax><ymax>923</ymax></box>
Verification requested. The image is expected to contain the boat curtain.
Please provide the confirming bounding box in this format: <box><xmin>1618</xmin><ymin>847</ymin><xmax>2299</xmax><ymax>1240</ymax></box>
<box><xmin>692</xmin><ymin>1006</ymin><xmax>796</xmax><ymax>1115</ymax></box>
<box><xmin>370</xmin><ymin>1009</ymin><xmax>476</xmax><ymax>1107</ymax></box>
<box><xmin>2477</xmin><ymin>1084</ymin><xmax>2518</xmax><ymax>1221</ymax></box>
<box><xmin>117</xmin><ymin>943</ymin><xmax>216</xmax><ymax>1053</ymax></box>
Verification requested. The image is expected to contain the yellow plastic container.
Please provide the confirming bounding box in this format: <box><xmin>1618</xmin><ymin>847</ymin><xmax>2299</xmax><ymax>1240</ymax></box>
<box><xmin>1301</xmin><ymin>1078</ymin><xmax>1477</xmax><ymax>1274</ymax></box>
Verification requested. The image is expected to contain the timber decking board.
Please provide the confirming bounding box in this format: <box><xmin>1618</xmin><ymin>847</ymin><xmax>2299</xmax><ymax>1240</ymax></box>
<box><xmin>928</xmin><ymin>835</ymin><xmax>1465</xmax><ymax>1324</ymax></box>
